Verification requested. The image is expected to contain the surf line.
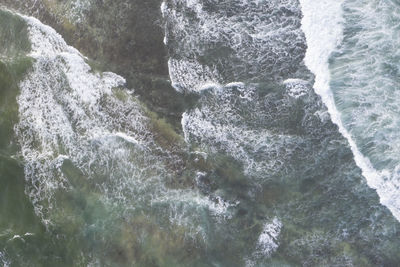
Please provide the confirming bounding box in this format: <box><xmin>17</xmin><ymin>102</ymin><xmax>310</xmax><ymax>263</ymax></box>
<box><xmin>299</xmin><ymin>0</ymin><xmax>400</xmax><ymax>221</ymax></box>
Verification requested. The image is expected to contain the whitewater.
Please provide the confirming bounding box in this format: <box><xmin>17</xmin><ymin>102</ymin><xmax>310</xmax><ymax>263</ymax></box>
<box><xmin>1</xmin><ymin>0</ymin><xmax>400</xmax><ymax>265</ymax></box>
<box><xmin>300</xmin><ymin>0</ymin><xmax>400</xmax><ymax>222</ymax></box>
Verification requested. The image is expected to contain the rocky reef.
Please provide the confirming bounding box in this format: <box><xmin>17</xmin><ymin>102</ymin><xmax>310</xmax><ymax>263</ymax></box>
<box><xmin>0</xmin><ymin>0</ymin><xmax>186</xmax><ymax>125</ymax></box>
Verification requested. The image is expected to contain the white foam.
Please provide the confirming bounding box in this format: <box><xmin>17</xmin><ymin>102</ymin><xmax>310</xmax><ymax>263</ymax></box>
<box><xmin>163</xmin><ymin>0</ymin><xmax>304</xmax><ymax>92</ymax></box>
<box><xmin>152</xmin><ymin>189</ymin><xmax>238</xmax><ymax>219</ymax></box>
<box><xmin>15</xmin><ymin>13</ymin><xmax>152</xmax><ymax>218</ymax></box>
<box><xmin>67</xmin><ymin>0</ymin><xmax>92</xmax><ymax>24</ymax></box>
<box><xmin>246</xmin><ymin>217</ymin><xmax>282</xmax><ymax>266</ymax></box>
<box><xmin>0</xmin><ymin>251</ymin><xmax>10</xmax><ymax>267</ymax></box>
<box><xmin>23</xmin><ymin>14</ymin><xmax>126</xmax><ymax>104</ymax></box>
<box><xmin>283</xmin><ymin>78</ymin><xmax>309</xmax><ymax>98</ymax></box>
<box><xmin>181</xmin><ymin>84</ymin><xmax>303</xmax><ymax>180</ymax></box>
<box><xmin>24</xmin><ymin>232</ymin><xmax>34</xmax><ymax>236</ymax></box>
<box><xmin>256</xmin><ymin>218</ymin><xmax>281</xmax><ymax>256</ymax></box>
<box><xmin>167</xmin><ymin>58</ymin><xmax>220</xmax><ymax>93</ymax></box>
<box><xmin>114</xmin><ymin>132</ymin><xmax>140</xmax><ymax>145</ymax></box>
<box><xmin>299</xmin><ymin>0</ymin><xmax>400</xmax><ymax>221</ymax></box>
<box><xmin>14</xmin><ymin>13</ymin><xmax>233</xmax><ymax>232</ymax></box>
<box><xmin>226</xmin><ymin>82</ymin><xmax>245</xmax><ymax>88</ymax></box>
<box><xmin>160</xmin><ymin>1</ymin><xmax>167</xmax><ymax>15</ymax></box>
<box><xmin>8</xmin><ymin>235</ymin><xmax>24</xmax><ymax>242</ymax></box>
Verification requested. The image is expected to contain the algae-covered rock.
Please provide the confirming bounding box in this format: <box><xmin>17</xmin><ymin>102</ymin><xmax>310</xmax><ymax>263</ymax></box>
<box><xmin>0</xmin><ymin>0</ymin><xmax>190</xmax><ymax>132</ymax></box>
<box><xmin>1</xmin><ymin>0</ymin><xmax>166</xmax><ymax>73</ymax></box>
<box><xmin>111</xmin><ymin>214</ymin><xmax>204</xmax><ymax>267</ymax></box>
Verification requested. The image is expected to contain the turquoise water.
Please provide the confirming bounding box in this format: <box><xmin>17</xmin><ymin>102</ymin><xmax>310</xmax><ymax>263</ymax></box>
<box><xmin>0</xmin><ymin>1</ymin><xmax>400</xmax><ymax>266</ymax></box>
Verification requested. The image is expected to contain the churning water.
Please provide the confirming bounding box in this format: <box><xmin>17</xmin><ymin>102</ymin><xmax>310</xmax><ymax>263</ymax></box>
<box><xmin>1</xmin><ymin>0</ymin><xmax>400</xmax><ymax>266</ymax></box>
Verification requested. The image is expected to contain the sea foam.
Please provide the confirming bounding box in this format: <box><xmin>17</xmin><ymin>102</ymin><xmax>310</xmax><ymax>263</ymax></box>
<box><xmin>14</xmin><ymin>11</ymin><xmax>232</xmax><ymax>232</ymax></box>
<box><xmin>299</xmin><ymin>0</ymin><xmax>400</xmax><ymax>221</ymax></box>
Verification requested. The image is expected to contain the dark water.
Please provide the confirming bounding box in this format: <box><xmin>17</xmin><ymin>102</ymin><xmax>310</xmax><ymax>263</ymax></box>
<box><xmin>0</xmin><ymin>1</ymin><xmax>400</xmax><ymax>266</ymax></box>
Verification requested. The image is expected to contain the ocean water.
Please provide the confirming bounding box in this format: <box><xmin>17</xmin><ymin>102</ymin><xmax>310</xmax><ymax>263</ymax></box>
<box><xmin>0</xmin><ymin>0</ymin><xmax>400</xmax><ymax>266</ymax></box>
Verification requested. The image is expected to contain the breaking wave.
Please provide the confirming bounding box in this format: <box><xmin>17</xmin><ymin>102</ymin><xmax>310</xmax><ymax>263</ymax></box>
<box><xmin>300</xmin><ymin>0</ymin><xmax>400</xmax><ymax>221</ymax></box>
